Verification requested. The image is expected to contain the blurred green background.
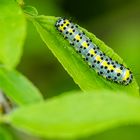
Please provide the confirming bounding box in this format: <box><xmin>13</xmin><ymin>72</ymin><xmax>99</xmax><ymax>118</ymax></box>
<box><xmin>18</xmin><ymin>0</ymin><xmax>140</xmax><ymax>98</ymax></box>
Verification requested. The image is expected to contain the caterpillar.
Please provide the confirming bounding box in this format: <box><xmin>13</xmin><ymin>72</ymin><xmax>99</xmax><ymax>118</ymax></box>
<box><xmin>55</xmin><ymin>18</ymin><xmax>133</xmax><ymax>86</ymax></box>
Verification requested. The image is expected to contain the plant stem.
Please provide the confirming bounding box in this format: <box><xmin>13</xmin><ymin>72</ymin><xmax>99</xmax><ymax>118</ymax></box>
<box><xmin>16</xmin><ymin>0</ymin><xmax>25</xmax><ymax>7</ymax></box>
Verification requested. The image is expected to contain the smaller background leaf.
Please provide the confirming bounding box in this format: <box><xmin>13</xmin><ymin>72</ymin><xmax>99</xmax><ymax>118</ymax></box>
<box><xmin>0</xmin><ymin>67</ymin><xmax>43</xmax><ymax>106</ymax></box>
<box><xmin>0</xmin><ymin>0</ymin><xmax>26</xmax><ymax>69</ymax></box>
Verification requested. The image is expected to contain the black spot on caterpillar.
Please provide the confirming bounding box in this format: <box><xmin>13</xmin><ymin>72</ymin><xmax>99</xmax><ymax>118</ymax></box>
<box><xmin>55</xmin><ymin>18</ymin><xmax>133</xmax><ymax>86</ymax></box>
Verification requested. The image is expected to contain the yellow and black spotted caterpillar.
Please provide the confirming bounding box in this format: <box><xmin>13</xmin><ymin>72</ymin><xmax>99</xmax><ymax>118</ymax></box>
<box><xmin>55</xmin><ymin>18</ymin><xmax>133</xmax><ymax>86</ymax></box>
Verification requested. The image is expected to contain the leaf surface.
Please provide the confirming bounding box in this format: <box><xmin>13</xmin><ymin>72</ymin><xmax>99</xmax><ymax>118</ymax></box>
<box><xmin>31</xmin><ymin>16</ymin><xmax>139</xmax><ymax>95</ymax></box>
<box><xmin>0</xmin><ymin>0</ymin><xmax>26</xmax><ymax>68</ymax></box>
<box><xmin>7</xmin><ymin>91</ymin><xmax>140</xmax><ymax>139</ymax></box>
<box><xmin>0</xmin><ymin>67</ymin><xmax>43</xmax><ymax>106</ymax></box>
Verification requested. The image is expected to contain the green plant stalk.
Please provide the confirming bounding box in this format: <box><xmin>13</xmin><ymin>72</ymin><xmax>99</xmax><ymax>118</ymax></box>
<box><xmin>16</xmin><ymin>0</ymin><xmax>24</xmax><ymax>6</ymax></box>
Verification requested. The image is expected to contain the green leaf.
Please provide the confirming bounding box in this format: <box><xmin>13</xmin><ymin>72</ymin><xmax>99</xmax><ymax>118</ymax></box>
<box><xmin>0</xmin><ymin>67</ymin><xmax>43</xmax><ymax>106</ymax></box>
<box><xmin>87</xmin><ymin>125</ymin><xmax>140</xmax><ymax>140</ymax></box>
<box><xmin>6</xmin><ymin>91</ymin><xmax>140</xmax><ymax>139</ymax></box>
<box><xmin>0</xmin><ymin>0</ymin><xmax>26</xmax><ymax>69</ymax></box>
<box><xmin>30</xmin><ymin>15</ymin><xmax>139</xmax><ymax>95</ymax></box>
<box><xmin>0</xmin><ymin>127</ymin><xmax>13</xmax><ymax>140</ymax></box>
